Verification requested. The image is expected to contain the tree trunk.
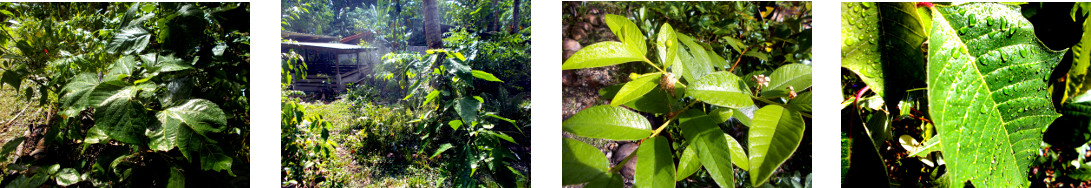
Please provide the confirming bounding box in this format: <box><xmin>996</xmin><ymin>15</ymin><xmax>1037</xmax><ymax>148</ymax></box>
<box><xmin>491</xmin><ymin>0</ymin><xmax>500</xmax><ymax>32</ymax></box>
<box><xmin>423</xmin><ymin>0</ymin><xmax>443</xmax><ymax>49</ymax></box>
<box><xmin>511</xmin><ymin>0</ymin><xmax>521</xmax><ymax>34</ymax></box>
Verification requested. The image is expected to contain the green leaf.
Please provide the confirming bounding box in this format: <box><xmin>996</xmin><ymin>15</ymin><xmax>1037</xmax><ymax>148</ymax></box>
<box><xmin>107</xmin><ymin>27</ymin><xmax>151</xmax><ymax>55</ymax></box>
<box><xmin>749</xmin><ymin>105</ymin><xmax>805</xmax><ymax>186</ymax></box>
<box><xmin>422</xmin><ymin>90</ymin><xmax>440</xmax><ymax>107</ymax></box>
<box><xmin>55</xmin><ymin>168</ymin><xmax>79</xmax><ymax>186</ymax></box>
<box><xmin>878</xmin><ymin>2</ymin><xmax>931</xmax><ymax>116</ymax></box>
<box><xmin>562</xmin><ymin>105</ymin><xmax>652</xmax><ymax>141</ymax></box>
<box><xmin>722</xmin><ymin>36</ymin><xmax>747</xmax><ymax>53</ymax></box>
<box><xmin>1</xmin><ymin>70</ymin><xmax>23</xmax><ymax>90</ymax></box>
<box><xmin>604</xmin><ymin>14</ymin><xmax>646</xmax><ymax>56</ymax></box>
<box><xmin>743</xmin><ymin>50</ymin><xmax>770</xmax><ymax>61</ymax></box>
<box><xmin>927</xmin><ymin>3</ymin><xmax>1064</xmax><ymax>187</ymax></box>
<box><xmin>676</xmin><ymin>33</ymin><xmax>713</xmax><ymax>81</ymax></box>
<box><xmin>622</xmin><ymin>84</ymin><xmax>679</xmax><ymax>114</ymax></box>
<box><xmin>562</xmin><ymin>138</ymin><xmax>610</xmax><ymax>185</ymax></box>
<box><xmin>657</xmin><ymin>23</ymin><xmax>678</xmax><ymax>68</ymax></box>
<box><xmin>59</xmin><ymin>73</ymin><xmax>101</xmax><ymax>116</ymax></box>
<box><xmin>471</xmin><ymin>70</ymin><xmax>504</xmax><ymax>82</ymax></box>
<box><xmin>200</xmin><ymin>150</ymin><xmax>233</xmax><ymax>175</ymax></box>
<box><xmin>431</xmin><ymin>143</ymin><xmax>453</xmax><ymax>159</ymax></box>
<box><xmin>0</xmin><ymin>137</ymin><xmax>24</xmax><ymax>159</ymax></box>
<box><xmin>724</xmin><ymin>134</ymin><xmax>750</xmax><ymax>170</ymax></box>
<box><xmin>678</xmin><ymin>110</ymin><xmax>734</xmax><ymax>188</ymax></box>
<box><xmin>675</xmin><ymin>144</ymin><xmax>701</xmax><ymax>181</ymax></box>
<box><xmin>140</xmin><ymin>53</ymin><xmax>193</xmax><ymax>73</ymax></box>
<box><xmin>105</xmin><ymin>56</ymin><xmax>139</xmax><ymax>81</ymax></box>
<box><xmin>561</xmin><ymin>42</ymin><xmax>646</xmax><ymax>70</ymax></box>
<box><xmin>1067</xmin><ymin>12</ymin><xmax>1091</xmax><ymax>104</ymax></box>
<box><xmin>167</xmin><ymin>167</ymin><xmax>185</xmax><ymax>188</ymax></box>
<box><xmin>89</xmin><ymin>81</ymin><xmax>153</xmax><ymax>144</ymax></box>
<box><xmin>456</xmin><ymin>97</ymin><xmax>481</xmax><ymax>124</ymax></box>
<box><xmin>448</xmin><ymin>120</ymin><xmax>463</xmax><ymax>130</ymax></box>
<box><xmin>635</xmin><ymin>136</ymin><xmax>675</xmax><ymax>188</ymax></box>
<box><xmin>148</xmin><ymin>99</ymin><xmax>228</xmax><ymax>160</ymax></box>
<box><xmin>709</xmin><ymin>108</ymin><xmax>734</xmax><ymax>123</ymax></box>
<box><xmin>841</xmin><ymin>2</ymin><xmax>884</xmax><ymax>97</ymax></box>
<box><xmin>788</xmin><ymin>91</ymin><xmax>813</xmax><ymax>112</ymax></box>
<box><xmin>764</xmin><ymin>64</ymin><xmax>812</xmax><ymax>92</ymax></box>
<box><xmin>612</xmin><ymin>73</ymin><xmax>661</xmax><ymax>106</ymax></box>
<box><xmin>686</xmin><ymin>71</ymin><xmax>754</xmax><ymax>108</ymax></box>
<box><xmin>584</xmin><ymin>172</ymin><xmax>624</xmax><ymax>188</ymax></box>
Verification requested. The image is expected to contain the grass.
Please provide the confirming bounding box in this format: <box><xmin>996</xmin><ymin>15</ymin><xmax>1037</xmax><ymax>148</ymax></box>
<box><xmin>300</xmin><ymin>99</ymin><xmax>449</xmax><ymax>188</ymax></box>
<box><xmin>0</xmin><ymin>83</ymin><xmax>44</xmax><ymax>162</ymax></box>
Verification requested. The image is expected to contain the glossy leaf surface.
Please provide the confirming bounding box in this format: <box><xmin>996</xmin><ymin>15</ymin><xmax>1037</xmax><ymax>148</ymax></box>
<box><xmin>748</xmin><ymin>105</ymin><xmax>805</xmax><ymax>186</ymax></box>
<box><xmin>562</xmin><ymin>105</ymin><xmax>652</xmax><ymax>140</ymax></box>
<box><xmin>562</xmin><ymin>138</ymin><xmax>610</xmax><ymax>185</ymax></box>
<box><xmin>635</xmin><ymin>136</ymin><xmax>674</xmax><ymax>188</ymax></box>
<box><xmin>686</xmin><ymin>71</ymin><xmax>753</xmax><ymax>108</ymax></box>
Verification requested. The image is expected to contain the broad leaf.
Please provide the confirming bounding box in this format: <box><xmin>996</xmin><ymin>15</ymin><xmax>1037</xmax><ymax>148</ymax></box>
<box><xmin>677</xmin><ymin>33</ymin><xmax>713</xmax><ymax>81</ymax></box>
<box><xmin>140</xmin><ymin>53</ymin><xmax>193</xmax><ymax>74</ymax></box>
<box><xmin>59</xmin><ymin>73</ymin><xmax>101</xmax><ymax>116</ymax></box>
<box><xmin>563</xmin><ymin>105</ymin><xmax>652</xmax><ymax>141</ymax></box>
<box><xmin>675</xmin><ymin>144</ymin><xmax>700</xmax><ymax>181</ymax></box>
<box><xmin>635</xmin><ymin>136</ymin><xmax>674</xmax><ymax>188</ymax></box>
<box><xmin>709</xmin><ymin>108</ymin><xmax>734</xmax><ymax>123</ymax></box>
<box><xmin>788</xmin><ymin>91</ymin><xmax>813</xmax><ymax>112</ymax></box>
<box><xmin>456</xmin><ymin>97</ymin><xmax>481</xmax><ymax>124</ymax></box>
<box><xmin>1067</xmin><ymin>9</ymin><xmax>1091</xmax><ymax>104</ymax></box>
<box><xmin>562</xmin><ymin>138</ymin><xmax>610</xmax><ymax>185</ymax></box>
<box><xmin>1</xmin><ymin>70</ymin><xmax>23</xmax><ymax>90</ymax></box>
<box><xmin>679</xmin><ymin>111</ymin><xmax>734</xmax><ymax>188</ymax></box>
<box><xmin>612</xmin><ymin>73</ymin><xmax>661</xmax><ymax>106</ymax></box>
<box><xmin>168</xmin><ymin>167</ymin><xmax>185</xmax><ymax>188</ymax></box>
<box><xmin>877</xmin><ymin>2</ymin><xmax>930</xmax><ymax>116</ymax></box>
<box><xmin>764</xmin><ymin>64</ymin><xmax>812</xmax><ymax>92</ymax></box>
<box><xmin>0</xmin><ymin>137</ymin><xmax>24</xmax><ymax>159</ymax></box>
<box><xmin>148</xmin><ymin>99</ymin><xmax>228</xmax><ymax>160</ymax></box>
<box><xmin>927</xmin><ymin>3</ymin><xmax>1064</xmax><ymax>187</ymax></box>
<box><xmin>604</xmin><ymin>14</ymin><xmax>646</xmax><ymax>56</ymax></box>
<box><xmin>561</xmin><ymin>42</ymin><xmax>646</xmax><ymax>70</ymax></box>
<box><xmin>448</xmin><ymin>120</ymin><xmax>463</xmax><ymax>130</ymax></box>
<box><xmin>584</xmin><ymin>172</ymin><xmax>624</xmax><ymax>188</ymax></box>
<box><xmin>470</xmin><ymin>70</ymin><xmax>504</xmax><ymax>82</ymax></box>
<box><xmin>89</xmin><ymin>81</ymin><xmax>155</xmax><ymax>144</ymax></box>
<box><xmin>686</xmin><ymin>71</ymin><xmax>754</xmax><ymax>108</ymax></box>
<box><xmin>107</xmin><ymin>27</ymin><xmax>151</xmax><ymax>55</ymax></box>
<box><xmin>749</xmin><ymin>105</ymin><xmax>805</xmax><ymax>186</ymax></box>
<box><xmin>55</xmin><ymin>168</ymin><xmax>79</xmax><ymax>186</ymax></box>
<box><xmin>841</xmin><ymin>2</ymin><xmax>886</xmax><ymax>98</ymax></box>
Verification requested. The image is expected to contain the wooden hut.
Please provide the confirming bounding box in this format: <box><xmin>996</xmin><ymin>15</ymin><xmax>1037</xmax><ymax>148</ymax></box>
<box><xmin>282</xmin><ymin>32</ymin><xmax>378</xmax><ymax>94</ymax></box>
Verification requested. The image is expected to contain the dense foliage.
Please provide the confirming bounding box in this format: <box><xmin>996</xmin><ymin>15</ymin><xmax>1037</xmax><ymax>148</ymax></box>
<box><xmin>0</xmin><ymin>2</ymin><xmax>249</xmax><ymax>187</ymax></box>
<box><xmin>841</xmin><ymin>2</ymin><xmax>1091</xmax><ymax>187</ymax></box>
<box><xmin>562</xmin><ymin>2</ymin><xmax>811</xmax><ymax>187</ymax></box>
<box><xmin>281</xmin><ymin>0</ymin><xmax>530</xmax><ymax>187</ymax></box>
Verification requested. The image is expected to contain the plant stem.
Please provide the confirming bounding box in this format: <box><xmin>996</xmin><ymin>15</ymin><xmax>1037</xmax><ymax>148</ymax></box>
<box><xmin>643</xmin><ymin>57</ymin><xmax>666</xmax><ymax>73</ymax></box>
<box><xmin>607</xmin><ymin>100</ymin><xmax>699</xmax><ymax>174</ymax></box>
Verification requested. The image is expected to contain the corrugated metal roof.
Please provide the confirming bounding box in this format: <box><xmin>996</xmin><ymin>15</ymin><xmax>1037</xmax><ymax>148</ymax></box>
<box><xmin>281</xmin><ymin>41</ymin><xmax>375</xmax><ymax>53</ymax></box>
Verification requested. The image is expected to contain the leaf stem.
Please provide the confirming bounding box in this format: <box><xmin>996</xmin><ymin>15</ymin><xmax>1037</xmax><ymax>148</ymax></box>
<box><xmin>607</xmin><ymin>100</ymin><xmax>699</xmax><ymax>174</ymax></box>
<box><xmin>643</xmin><ymin>57</ymin><xmax>666</xmax><ymax>73</ymax></box>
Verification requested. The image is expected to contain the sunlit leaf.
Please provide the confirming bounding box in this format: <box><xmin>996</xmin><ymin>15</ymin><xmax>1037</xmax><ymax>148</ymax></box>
<box><xmin>561</xmin><ymin>42</ymin><xmax>646</xmax><ymax>70</ymax></box>
<box><xmin>686</xmin><ymin>71</ymin><xmax>754</xmax><ymax>108</ymax></box>
<box><xmin>612</xmin><ymin>73</ymin><xmax>661</xmax><ymax>106</ymax></box>
<box><xmin>635</xmin><ymin>136</ymin><xmax>674</xmax><ymax>188</ymax></box>
<box><xmin>749</xmin><ymin>105</ymin><xmax>805</xmax><ymax>186</ymax></box>
<box><xmin>562</xmin><ymin>105</ymin><xmax>652</xmax><ymax>141</ymax></box>
<box><xmin>562</xmin><ymin>138</ymin><xmax>610</xmax><ymax>185</ymax></box>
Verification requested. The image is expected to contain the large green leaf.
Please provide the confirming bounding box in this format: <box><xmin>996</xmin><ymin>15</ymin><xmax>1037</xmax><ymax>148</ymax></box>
<box><xmin>456</xmin><ymin>97</ymin><xmax>481</xmax><ymax>124</ymax></box>
<box><xmin>432</xmin><ymin>143</ymin><xmax>453</xmax><ymax>159</ymax></box>
<box><xmin>635</xmin><ymin>136</ymin><xmax>674</xmax><ymax>188</ymax></box>
<box><xmin>604</xmin><ymin>14</ymin><xmax>646</xmax><ymax>56</ymax></box>
<box><xmin>59</xmin><ymin>73</ymin><xmax>101</xmax><ymax>117</ymax></box>
<box><xmin>562</xmin><ymin>138</ymin><xmax>610</xmax><ymax>185</ymax></box>
<box><xmin>927</xmin><ymin>3</ymin><xmax>1063</xmax><ymax>187</ymax></box>
<box><xmin>841</xmin><ymin>2</ymin><xmax>883</xmax><ymax>96</ymax></box>
<box><xmin>89</xmin><ymin>80</ymin><xmax>155</xmax><ymax>144</ymax></box>
<box><xmin>167</xmin><ymin>167</ymin><xmax>185</xmax><ymax>188</ymax></box>
<box><xmin>139</xmin><ymin>53</ymin><xmax>193</xmax><ymax>74</ymax></box>
<box><xmin>0</xmin><ymin>137</ymin><xmax>25</xmax><ymax>159</ymax></box>
<box><xmin>563</xmin><ymin>105</ymin><xmax>652</xmax><ymax>140</ymax></box>
<box><xmin>679</xmin><ymin>110</ymin><xmax>734</xmax><ymax>188</ymax></box>
<box><xmin>148</xmin><ymin>99</ymin><xmax>228</xmax><ymax>160</ymax></box>
<box><xmin>584</xmin><ymin>172</ymin><xmax>624</xmax><ymax>188</ymax></box>
<box><xmin>55</xmin><ymin>168</ymin><xmax>79</xmax><ymax>186</ymax></box>
<box><xmin>686</xmin><ymin>71</ymin><xmax>754</xmax><ymax>108</ymax></box>
<box><xmin>561</xmin><ymin>41</ymin><xmax>646</xmax><ymax>70</ymax></box>
<box><xmin>107</xmin><ymin>27</ymin><xmax>151</xmax><ymax>55</ymax></box>
<box><xmin>764</xmin><ymin>64</ymin><xmax>812</xmax><ymax>92</ymax></box>
<box><xmin>612</xmin><ymin>73</ymin><xmax>661</xmax><ymax>106</ymax></box>
<box><xmin>1</xmin><ymin>70</ymin><xmax>23</xmax><ymax>90</ymax></box>
<box><xmin>748</xmin><ymin>105</ymin><xmax>805</xmax><ymax>186</ymax></box>
<box><xmin>878</xmin><ymin>2</ymin><xmax>930</xmax><ymax>116</ymax></box>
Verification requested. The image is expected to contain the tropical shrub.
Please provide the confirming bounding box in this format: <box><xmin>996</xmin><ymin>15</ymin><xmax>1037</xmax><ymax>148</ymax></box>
<box><xmin>561</xmin><ymin>12</ymin><xmax>811</xmax><ymax>187</ymax></box>
<box><xmin>0</xmin><ymin>2</ymin><xmax>249</xmax><ymax>187</ymax></box>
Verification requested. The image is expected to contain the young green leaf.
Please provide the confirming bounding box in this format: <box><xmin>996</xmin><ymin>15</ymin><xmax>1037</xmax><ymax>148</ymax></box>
<box><xmin>448</xmin><ymin>120</ymin><xmax>463</xmax><ymax>130</ymax></box>
<box><xmin>764</xmin><ymin>64</ymin><xmax>812</xmax><ymax>92</ymax></box>
<box><xmin>927</xmin><ymin>3</ymin><xmax>1064</xmax><ymax>187</ymax></box>
<box><xmin>675</xmin><ymin>144</ymin><xmax>701</xmax><ymax>181</ymax></box>
<box><xmin>604</xmin><ymin>14</ymin><xmax>646</xmax><ymax>56</ymax></box>
<box><xmin>724</xmin><ymin>134</ymin><xmax>749</xmax><ymax>170</ymax></box>
<box><xmin>686</xmin><ymin>71</ymin><xmax>754</xmax><ymax>108</ymax></box>
<box><xmin>470</xmin><ymin>70</ymin><xmax>504</xmax><ymax>82</ymax></box>
<box><xmin>562</xmin><ymin>138</ymin><xmax>611</xmax><ymax>185</ymax></box>
<box><xmin>749</xmin><ymin>105</ymin><xmax>805</xmax><ymax>186</ymax></box>
<box><xmin>678</xmin><ymin>111</ymin><xmax>734</xmax><ymax>188</ymax></box>
<box><xmin>612</xmin><ymin>73</ymin><xmax>661</xmax><ymax>106</ymax></box>
<box><xmin>561</xmin><ymin>41</ymin><xmax>647</xmax><ymax>70</ymax></box>
<box><xmin>635</xmin><ymin>136</ymin><xmax>675</xmax><ymax>188</ymax></box>
<box><xmin>657</xmin><ymin>23</ymin><xmax>678</xmax><ymax>68</ymax></box>
<box><xmin>677</xmin><ymin>33</ymin><xmax>712</xmax><ymax>81</ymax></box>
<box><xmin>432</xmin><ymin>143</ymin><xmax>454</xmax><ymax>159</ymax></box>
<box><xmin>563</xmin><ymin>105</ymin><xmax>652</xmax><ymax>140</ymax></box>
